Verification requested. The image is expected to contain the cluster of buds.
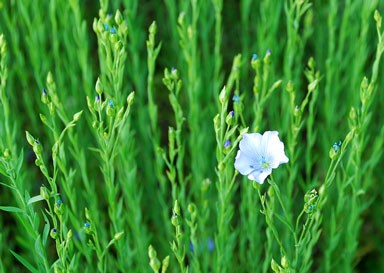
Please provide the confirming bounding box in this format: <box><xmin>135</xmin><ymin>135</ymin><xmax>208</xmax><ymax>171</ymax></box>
<box><xmin>148</xmin><ymin>245</ymin><xmax>170</xmax><ymax>273</ymax></box>
<box><xmin>26</xmin><ymin>131</ymin><xmax>46</xmax><ymax>172</ymax></box>
<box><xmin>93</xmin><ymin>9</ymin><xmax>128</xmax><ymax>48</ymax></box>
<box><xmin>304</xmin><ymin>189</ymin><xmax>318</xmax><ymax>215</ymax></box>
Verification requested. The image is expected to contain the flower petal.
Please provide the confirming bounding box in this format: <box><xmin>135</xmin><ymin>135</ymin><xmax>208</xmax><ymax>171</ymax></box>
<box><xmin>263</xmin><ymin>131</ymin><xmax>289</xmax><ymax>168</ymax></box>
<box><xmin>239</xmin><ymin>133</ymin><xmax>263</xmax><ymax>159</ymax></box>
<box><xmin>234</xmin><ymin>151</ymin><xmax>255</xmax><ymax>175</ymax></box>
<box><xmin>248</xmin><ymin>168</ymin><xmax>272</xmax><ymax>184</ymax></box>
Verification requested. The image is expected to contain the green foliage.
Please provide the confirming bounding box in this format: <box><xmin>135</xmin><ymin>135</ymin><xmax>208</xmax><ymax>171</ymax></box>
<box><xmin>0</xmin><ymin>0</ymin><xmax>384</xmax><ymax>272</ymax></box>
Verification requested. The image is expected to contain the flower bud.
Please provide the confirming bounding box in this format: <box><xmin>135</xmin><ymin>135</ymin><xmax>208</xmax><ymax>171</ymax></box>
<box><xmin>281</xmin><ymin>256</ymin><xmax>289</xmax><ymax>269</ymax></box>
<box><xmin>127</xmin><ymin>91</ymin><xmax>135</xmax><ymax>106</ymax></box>
<box><xmin>171</xmin><ymin>200</ymin><xmax>181</xmax><ymax>226</ymax></box>
<box><xmin>219</xmin><ymin>86</ymin><xmax>227</xmax><ymax>104</ymax></box>
<box><xmin>106</xmin><ymin>100</ymin><xmax>115</xmax><ymax>116</ymax></box>
<box><xmin>3</xmin><ymin>149</ymin><xmax>9</xmax><ymax>159</ymax></box>
<box><xmin>251</xmin><ymin>55</ymin><xmax>260</xmax><ymax>70</ymax></box>
<box><xmin>47</xmin><ymin>71</ymin><xmax>54</xmax><ymax>86</ymax></box>
<box><xmin>41</xmin><ymin>88</ymin><xmax>49</xmax><ymax>104</ymax></box>
<box><xmin>85</xmin><ymin>208</ymin><xmax>91</xmax><ymax>220</ymax></box>
<box><xmin>148</xmin><ymin>245</ymin><xmax>157</xmax><ymax>258</ymax></box>
<box><xmin>264</xmin><ymin>49</ymin><xmax>271</xmax><ymax>64</ymax></box>
<box><xmin>95</xmin><ymin>77</ymin><xmax>103</xmax><ymax>95</ymax></box>
<box><xmin>97</xmin><ymin>20</ymin><xmax>104</xmax><ymax>33</ymax></box>
<box><xmin>73</xmin><ymin>110</ymin><xmax>83</xmax><ymax>122</ymax></box>
<box><xmin>115</xmin><ymin>10</ymin><xmax>123</xmax><ymax>25</ymax></box>
<box><xmin>308</xmin><ymin>79</ymin><xmax>318</xmax><ymax>92</ymax></box>
<box><xmin>54</xmin><ymin>199</ymin><xmax>63</xmax><ymax>215</ymax></box>
<box><xmin>294</xmin><ymin>105</ymin><xmax>300</xmax><ymax>117</ymax></box>
<box><xmin>39</xmin><ymin>113</ymin><xmax>48</xmax><ymax>125</ymax></box>
<box><xmin>50</xmin><ymin>228</ymin><xmax>58</xmax><ymax>239</ymax></box>
<box><xmin>26</xmin><ymin>131</ymin><xmax>35</xmax><ymax>146</ymax></box>
<box><xmin>329</xmin><ymin>140</ymin><xmax>342</xmax><ymax>159</ymax></box>
<box><xmin>114</xmin><ymin>231</ymin><xmax>124</xmax><ymax>240</ymax></box>
<box><xmin>40</xmin><ymin>186</ymin><xmax>50</xmax><ymax>201</ymax></box>
<box><xmin>349</xmin><ymin>107</ymin><xmax>357</xmax><ymax>121</ymax></box>
<box><xmin>162</xmin><ymin>256</ymin><xmax>170</xmax><ymax>272</ymax></box>
<box><xmin>346</xmin><ymin>128</ymin><xmax>355</xmax><ymax>142</ymax></box>
<box><xmin>201</xmin><ymin>178</ymin><xmax>211</xmax><ymax>192</ymax></box>
<box><xmin>226</xmin><ymin>111</ymin><xmax>234</xmax><ymax>125</ymax></box>
<box><xmin>271</xmin><ymin>79</ymin><xmax>282</xmax><ymax>91</ymax></box>
<box><xmin>271</xmin><ymin>259</ymin><xmax>281</xmax><ymax>272</ymax></box>
<box><xmin>149</xmin><ymin>21</ymin><xmax>157</xmax><ymax>34</ymax></box>
<box><xmin>84</xmin><ymin>222</ymin><xmax>92</xmax><ymax>235</ymax></box>
<box><xmin>213</xmin><ymin>114</ymin><xmax>220</xmax><ymax>133</ymax></box>
<box><xmin>308</xmin><ymin>57</ymin><xmax>315</xmax><ymax>70</ymax></box>
<box><xmin>224</xmin><ymin>139</ymin><xmax>231</xmax><ymax>149</ymax></box>
<box><xmin>120</xmin><ymin>22</ymin><xmax>128</xmax><ymax>36</ymax></box>
<box><xmin>149</xmin><ymin>256</ymin><xmax>161</xmax><ymax>272</ymax></box>
<box><xmin>178</xmin><ymin>12</ymin><xmax>185</xmax><ymax>25</ymax></box>
<box><xmin>92</xmin><ymin>18</ymin><xmax>98</xmax><ymax>32</ymax></box>
<box><xmin>33</xmin><ymin>140</ymin><xmax>43</xmax><ymax>155</ymax></box>
<box><xmin>286</xmin><ymin>81</ymin><xmax>294</xmax><ymax>93</ymax></box>
<box><xmin>66</xmin><ymin>229</ymin><xmax>72</xmax><ymax>241</ymax></box>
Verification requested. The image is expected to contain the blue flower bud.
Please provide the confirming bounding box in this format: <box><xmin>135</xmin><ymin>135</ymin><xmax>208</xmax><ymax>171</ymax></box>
<box><xmin>84</xmin><ymin>222</ymin><xmax>92</xmax><ymax>235</ymax></box>
<box><xmin>224</xmin><ymin>140</ymin><xmax>231</xmax><ymax>149</ymax></box>
<box><xmin>50</xmin><ymin>228</ymin><xmax>58</xmax><ymax>239</ymax></box>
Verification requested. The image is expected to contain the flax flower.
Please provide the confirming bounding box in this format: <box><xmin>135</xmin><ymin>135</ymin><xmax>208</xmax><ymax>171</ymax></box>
<box><xmin>234</xmin><ymin>131</ymin><xmax>289</xmax><ymax>184</ymax></box>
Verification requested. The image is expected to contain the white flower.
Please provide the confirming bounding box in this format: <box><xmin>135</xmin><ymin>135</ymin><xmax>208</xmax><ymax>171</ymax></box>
<box><xmin>234</xmin><ymin>131</ymin><xmax>289</xmax><ymax>184</ymax></box>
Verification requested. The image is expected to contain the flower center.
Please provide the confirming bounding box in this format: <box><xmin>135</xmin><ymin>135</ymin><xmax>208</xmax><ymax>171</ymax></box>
<box><xmin>260</xmin><ymin>156</ymin><xmax>270</xmax><ymax>169</ymax></box>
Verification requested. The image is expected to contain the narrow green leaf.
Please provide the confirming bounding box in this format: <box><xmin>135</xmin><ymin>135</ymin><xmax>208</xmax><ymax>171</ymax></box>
<box><xmin>0</xmin><ymin>206</ymin><xmax>23</xmax><ymax>213</ymax></box>
<box><xmin>16</xmin><ymin>150</ymin><xmax>24</xmax><ymax>173</ymax></box>
<box><xmin>9</xmin><ymin>249</ymin><xmax>38</xmax><ymax>273</ymax></box>
<box><xmin>27</xmin><ymin>195</ymin><xmax>44</xmax><ymax>205</ymax></box>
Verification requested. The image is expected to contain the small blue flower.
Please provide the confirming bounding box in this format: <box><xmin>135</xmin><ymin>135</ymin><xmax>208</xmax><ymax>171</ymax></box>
<box><xmin>266</xmin><ymin>49</ymin><xmax>271</xmax><ymax>55</ymax></box>
<box><xmin>84</xmin><ymin>222</ymin><xmax>91</xmax><ymax>228</ymax></box>
<box><xmin>110</xmin><ymin>27</ymin><xmax>116</xmax><ymax>34</ymax></box>
<box><xmin>42</xmin><ymin>88</ymin><xmax>47</xmax><ymax>95</ymax></box>
<box><xmin>234</xmin><ymin>131</ymin><xmax>289</xmax><ymax>184</ymax></box>
<box><xmin>104</xmin><ymin>24</ymin><xmax>109</xmax><ymax>31</ymax></box>
<box><xmin>224</xmin><ymin>140</ymin><xmax>231</xmax><ymax>149</ymax></box>
<box><xmin>229</xmin><ymin>110</ymin><xmax>234</xmax><ymax>117</ymax></box>
<box><xmin>232</xmin><ymin>94</ymin><xmax>240</xmax><ymax>102</ymax></box>
<box><xmin>53</xmin><ymin>228</ymin><xmax>57</xmax><ymax>233</ymax></box>
<box><xmin>95</xmin><ymin>95</ymin><xmax>100</xmax><ymax>103</ymax></box>
<box><xmin>108</xmin><ymin>100</ymin><xmax>114</xmax><ymax>108</ymax></box>
<box><xmin>252</xmin><ymin>54</ymin><xmax>258</xmax><ymax>61</ymax></box>
<box><xmin>57</xmin><ymin>199</ymin><xmax>62</xmax><ymax>206</ymax></box>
